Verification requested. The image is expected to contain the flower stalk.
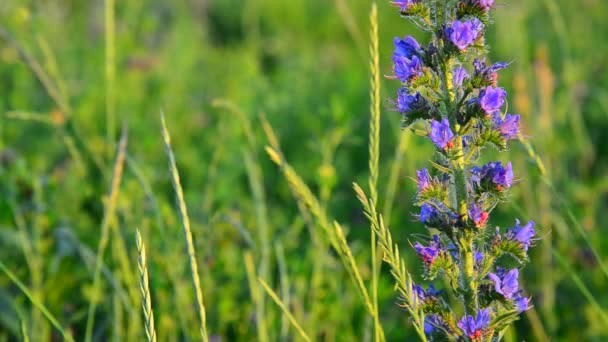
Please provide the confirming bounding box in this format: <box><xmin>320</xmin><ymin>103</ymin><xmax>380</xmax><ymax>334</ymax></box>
<box><xmin>387</xmin><ymin>0</ymin><xmax>538</xmax><ymax>340</ymax></box>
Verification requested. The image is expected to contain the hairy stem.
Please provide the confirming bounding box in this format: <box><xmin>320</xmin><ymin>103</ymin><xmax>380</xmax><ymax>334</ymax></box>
<box><xmin>441</xmin><ymin>53</ymin><xmax>478</xmax><ymax>314</ymax></box>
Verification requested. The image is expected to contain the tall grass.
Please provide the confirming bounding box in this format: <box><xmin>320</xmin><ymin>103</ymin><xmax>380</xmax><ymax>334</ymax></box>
<box><xmin>0</xmin><ymin>1</ymin><xmax>607</xmax><ymax>340</ymax></box>
<box><xmin>84</xmin><ymin>125</ymin><xmax>129</xmax><ymax>342</ymax></box>
<box><xmin>160</xmin><ymin>113</ymin><xmax>209</xmax><ymax>342</ymax></box>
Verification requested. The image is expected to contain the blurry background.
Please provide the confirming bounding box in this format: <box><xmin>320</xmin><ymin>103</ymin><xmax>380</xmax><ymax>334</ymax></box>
<box><xmin>0</xmin><ymin>0</ymin><xmax>607</xmax><ymax>341</ymax></box>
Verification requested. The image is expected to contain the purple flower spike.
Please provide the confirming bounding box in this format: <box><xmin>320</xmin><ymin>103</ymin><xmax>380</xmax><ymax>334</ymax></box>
<box><xmin>417</xmin><ymin>168</ymin><xmax>432</xmax><ymax>192</ymax></box>
<box><xmin>449</xmin><ymin>19</ymin><xmax>484</xmax><ymax>50</ymax></box>
<box><xmin>494</xmin><ymin>114</ymin><xmax>520</xmax><ymax>140</ymax></box>
<box><xmin>488</xmin><ymin>268</ymin><xmax>520</xmax><ymax>299</ymax></box>
<box><xmin>453</xmin><ymin>66</ymin><xmax>469</xmax><ymax>88</ymax></box>
<box><xmin>429</xmin><ymin>118</ymin><xmax>454</xmax><ymax>149</ymax></box>
<box><xmin>414</xmin><ymin>239</ymin><xmax>440</xmax><ymax>265</ymax></box>
<box><xmin>458</xmin><ymin>308</ymin><xmax>491</xmax><ymax>340</ymax></box>
<box><xmin>394</xmin><ymin>36</ymin><xmax>421</xmax><ymax>59</ymax></box>
<box><xmin>475</xmin><ymin>0</ymin><xmax>495</xmax><ymax>10</ymax></box>
<box><xmin>479</xmin><ymin>86</ymin><xmax>508</xmax><ymax>116</ymax></box>
<box><xmin>507</xmin><ymin>220</ymin><xmax>536</xmax><ymax>251</ymax></box>
<box><xmin>393</xmin><ymin>55</ymin><xmax>424</xmax><ymax>83</ymax></box>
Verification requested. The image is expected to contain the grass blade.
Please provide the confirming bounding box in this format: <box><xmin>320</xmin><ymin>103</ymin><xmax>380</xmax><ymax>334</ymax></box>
<box><xmin>258</xmin><ymin>278</ymin><xmax>311</xmax><ymax>342</ymax></box>
<box><xmin>160</xmin><ymin>112</ymin><xmax>209</xmax><ymax>342</ymax></box>
<box><xmin>0</xmin><ymin>261</ymin><xmax>73</xmax><ymax>342</ymax></box>
<box><xmin>367</xmin><ymin>4</ymin><xmax>384</xmax><ymax>341</ymax></box>
<box><xmin>84</xmin><ymin>124</ymin><xmax>128</xmax><ymax>342</ymax></box>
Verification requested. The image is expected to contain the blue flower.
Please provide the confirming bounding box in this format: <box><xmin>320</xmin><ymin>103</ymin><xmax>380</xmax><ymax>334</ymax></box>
<box><xmin>393</xmin><ymin>55</ymin><xmax>424</xmax><ymax>82</ymax></box>
<box><xmin>453</xmin><ymin>66</ymin><xmax>469</xmax><ymax>88</ymax></box>
<box><xmin>507</xmin><ymin>220</ymin><xmax>536</xmax><ymax>251</ymax></box>
<box><xmin>479</xmin><ymin>86</ymin><xmax>507</xmax><ymax>116</ymax></box>
<box><xmin>396</xmin><ymin>89</ymin><xmax>420</xmax><ymax>113</ymax></box>
<box><xmin>514</xmin><ymin>295</ymin><xmax>531</xmax><ymax>312</ymax></box>
<box><xmin>419</xmin><ymin>203</ymin><xmax>439</xmax><ymax>224</ymax></box>
<box><xmin>414</xmin><ymin>236</ymin><xmax>441</xmax><ymax>265</ymax></box>
<box><xmin>470</xmin><ymin>161</ymin><xmax>514</xmax><ymax>189</ymax></box>
<box><xmin>493</xmin><ymin>114</ymin><xmax>520</xmax><ymax>140</ymax></box>
<box><xmin>492</xmin><ymin>161</ymin><xmax>513</xmax><ymax>188</ymax></box>
<box><xmin>391</xmin><ymin>0</ymin><xmax>421</xmax><ymax>11</ymax></box>
<box><xmin>475</xmin><ymin>0</ymin><xmax>495</xmax><ymax>9</ymax></box>
<box><xmin>429</xmin><ymin>118</ymin><xmax>454</xmax><ymax>149</ymax></box>
<box><xmin>474</xmin><ymin>251</ymin><xmax>484</xmax><ymax>264</ymax></box>
<box><xmin>468</xmin><ymin>202</ymin><xmax>489</xmax><ymax>228</ymax></box>
<box><xmin>413</xmin><ymin>283</ymin><xmax>441</xmax><ymax>302</ymax></box>
<box><xmin>473</xmin><ymin>59</ymin><xmax>509</xmax><ymax>86</ymax></box>
<box><xmin>417</xmin><ymin>168</ymin><xmax>432</xmax><ymax>192</ymax></box>
<box><xmin>394</xmin><ymin>36</ymin><xmax>421</xmax><ymax>59</ymax></box>
<box><xmin>488</xmin><ymin>268</ymin><xmax>520</xmax><ymax>299</ymax></box>
<box><xmin>391</xmin><ymin>37</ymin><xmax>423</xmax><ymax>88</ymax></box>
<box><xmin>449</xmin><ymin>19</ymin><xmax>484</xmax><ymax>50</ymax></box>
<box><xmin>424</xmin><ymin>314</ymin><xmax>444</xmax><ymax>335</ymax></box>
<box><xmin>458</xmin><ymin>308</ymin><xmax>491</xmax><ymax>340</ymax></box>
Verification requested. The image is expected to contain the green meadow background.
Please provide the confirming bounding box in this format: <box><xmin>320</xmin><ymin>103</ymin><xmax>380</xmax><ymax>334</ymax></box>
<box><xmin>1</xmin><ymin>0</ymin><xmax>607</xmax><ymax>341</ymax></box>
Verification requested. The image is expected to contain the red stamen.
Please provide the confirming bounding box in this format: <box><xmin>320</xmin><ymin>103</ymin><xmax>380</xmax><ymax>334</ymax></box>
<box><xmin>469</xmin><ymin>330</ymin><xmax>483</xmax><ymax>341</ymax></box>
<box><xmin>475</xmin><ymin>212</ymin><xmax>489</xmax><ymax>228</ymax></box>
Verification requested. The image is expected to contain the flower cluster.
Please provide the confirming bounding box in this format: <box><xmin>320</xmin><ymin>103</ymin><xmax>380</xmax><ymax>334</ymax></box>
<box><xmin>387</xmin><ymin>1</ymin><xmax>537</xmax><ymax>340</ymax></box>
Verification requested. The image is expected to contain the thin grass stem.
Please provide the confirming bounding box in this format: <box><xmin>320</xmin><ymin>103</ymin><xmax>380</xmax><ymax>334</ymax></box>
<box><xmin>258</xmin><ymin>278</ymin><xmax>311</xmax><ymax>342</ymax></box>
<box><xmin>84</xmin><ymin>124</ymin><xmax>128</xmax><ymax>342</ymax></box>
<box><xmin>160</xmin><ymin>112</ymin><xmax>209</xmax><ymax>342</ymax></box>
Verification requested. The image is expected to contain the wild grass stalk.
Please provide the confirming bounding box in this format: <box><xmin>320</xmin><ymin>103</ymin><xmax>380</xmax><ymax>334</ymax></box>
<box><xmin>353</xmin><ymin>184</ymin><xmax>427</xmax><ymax>341</ymax></box>
<box><xmin>0</xmin><ymin>27</ymin><xmax>105</xmax><ymax>178</ymax></box>
<box><xmin>84</xmin><ymin>124</ymin><xmax>128</xmax><ymax>342</ymax></box>
<box><xmin>553</xmin><ymin>249</ymin><xmax>608</xmax><ymax>325</ymax></box>
<box><xmin>136</xmin><ymin>229</ymin><xmax>158</xmax><ymax>342</ymax></box>
<box><xmin>275</xmin><ymin>242</ymin><xmax>291</xmax><ymax>340</ymax></box>
<box><xmin>258</xmin><ymin>278</ymin><xmax>311</xmax><ymax>342</ymax></box>
<box><xmin>212</xmin><ymin>100</ymin><xmax>272</xmax><ymax>341</ymax></box>
<box><xmin>105</xmin><ymin>0</ymin><xmax>116</xmax><ymax>151</ymax></box>
<box><xmin>261</xmin><ymin>116</ymin><xmax>376</xmax><ymax>317</ymax></box>
<box><xmin>0</xmin><ymin>260</ymin><xmax>74</xmax><ymax>342</ymax></box>
<box><xmin>160</xmin><ymin>112</ymin><xmax>209</xmax><ymax>342</ymax></box>
<box><xmin>366</xmin><ymin>4</ymin><xmax>384</xmax><ymax>341</ymax></box>
<box><xmin>244</xmin><ymin>251</ymin><xmax>270</xmax><ymax>342</ymax></box>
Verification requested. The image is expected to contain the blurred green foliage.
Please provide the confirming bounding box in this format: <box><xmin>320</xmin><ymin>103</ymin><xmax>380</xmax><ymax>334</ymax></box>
<box><xmin>0</xmin><ymin>0</ymin><xmax>607</xmax><ymax>341</ymax></box>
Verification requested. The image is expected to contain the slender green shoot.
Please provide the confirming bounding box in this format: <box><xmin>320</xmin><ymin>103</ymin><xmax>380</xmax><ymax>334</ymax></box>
<box><xmin>353</xmin><ymin>183</ymin><xmax>428</xmax><ymax>342</ymax></box>
<box><xmin>0</xmin><ymin>261</ymin><xmax>74</xmax><ymax>342</ymax></box>
<box><xmin>160</xmin><ymin>112</ymin><xmax>209</xmax><ymax>342</ymax></box>
<box><xmin>553</xmin><ymin>249</ymin><xmax>608</xmax><ymax>325</ymax></box>
<box><xmin>84</xmin><ymin>124</ymin><xmax>128</xmax><ymax>342</ymax></box>
<box><xmin>258</xmin><ymin>278</ymin><xmax>311</xmax><ymax>342</ymax></box>
<box><xmin>367</xmin><ymin>4</ymin><xmax>384</xmax><ymax>341</ymax></box>
<box><xmin>244</xmin><ymin>252</ymin><xmax>270</xmax><ymax>342</ymax></box>
<box><xmin>105</xmin><ymin>0</ymin><xmax>116</xmax><ymax>150</ymax></box>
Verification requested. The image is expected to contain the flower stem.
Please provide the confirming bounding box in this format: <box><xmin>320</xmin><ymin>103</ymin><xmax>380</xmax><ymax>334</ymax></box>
<box><xmin>442</xmin><ymin>54</ymin><xmax>478</xmax><ymax>314</ymax></box>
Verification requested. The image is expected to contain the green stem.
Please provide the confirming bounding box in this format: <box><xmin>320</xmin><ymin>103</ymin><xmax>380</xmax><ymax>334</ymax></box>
<box><xmin>441</xmin><ymin>55</ymin><xmax>478</xmax><ymax>314</ymax></box>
